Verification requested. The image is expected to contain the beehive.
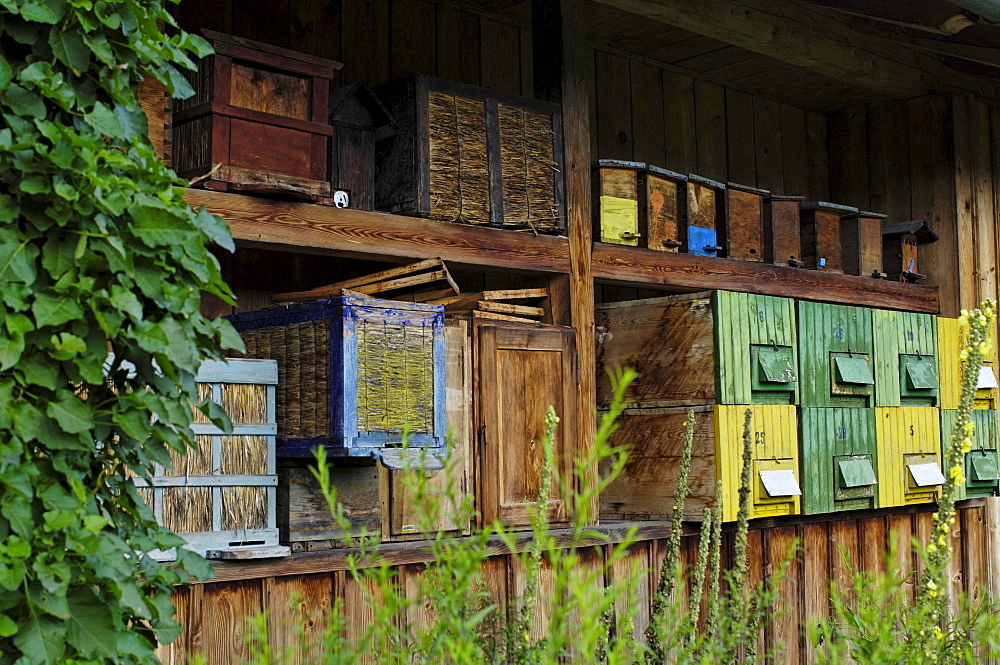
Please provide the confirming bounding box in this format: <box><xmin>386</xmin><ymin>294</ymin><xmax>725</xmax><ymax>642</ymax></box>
<box><xmin>799</xmin><ymin>408</ymin><xmax>878</xmax><ymax>514</ymax></box>
<box><xmin>374</xmin><ymin>75</ymin><xmax>564</xmax><ymax>233</ymax></box>
<box><xmin>799</xmin><ymin>201</ymin><xmax>858</xmax><ymax>272</ymax></box>
<box><xmin>135</xmin><ymin>359</ymin><xmax>287</xmax><ymax>559</ymax></box>
<box><xmin>685</xmin><ymin>175</ymin><xmax>726</xmax><ymax>257</ymax></box>
<box><xmin>227</xmin><ymin>296</ymin><xmax>446</xmax><ymax>463</ymax></box>
<box><xmin>840</xmin><ymin>210</ymin><xmax>887</xmax><ymax>278</ymax></box>
<box><xmin>940</xmin><ymin>410</ymin><xmax>1000</xmax><ymax>500</ymax></box>
<box><xmin>873</xmin><ymin>310</ymin><xmax>939</xmax><ymax>407</ymax></box>
<box><xmin>598</xmin><ymin>405</ymin><xmax>800</xmax><ymax>523</ymax></box>
<box><xmin>639</xmin><ymin>166</ymin><xmax>687</xmax><ymax>252</ymax></box>
<box><xmin>797</xmin><ymin>301</ymin><xmax>875</xmax><ymax>408</ymax></box>
<box><xmin>875</xmin><ymin>407</ymin><xmax>944</xmax><ymax>507</ymax></box>
<box><xmin>938</xmin><ymin>316</ymin><xmax>998</xmax><ymax>410</ymax></box>
<box><xmin>595</xmin><ymin>291</ymin><xmax>799</xmax><ymax>408</ymax></box>
<box><xmin>882</xmin><ymin>220</ymin><xmax>938</xmax><ymax>283</ymax></box>
<box><xmin>724</xmin><ymin>182</ymin><xmax>768</xmax><ymax>262</ymax></box>
<box><xmin>763</xmin><ymin>195</ymin><xmax>804</xmax><ymax>267</ymax></box>
<box><xmin>592</xmin><ymin>160</ymin><xmax>643</xmax><ymax>246</ymax></box>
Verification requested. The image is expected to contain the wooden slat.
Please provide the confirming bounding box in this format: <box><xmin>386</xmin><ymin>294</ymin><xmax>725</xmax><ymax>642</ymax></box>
<box><xmin>961</xmin><ymin>505</ymin><xmax>988</xmax><ymax>608</ymax></box>
<box><xmin>694</xmin><ymin>79</ymin><xmax>726</xmax><ymax>182</ymax></box>
<box><xmin>984</xmin><ymin>498</ymin><xmax>1000</xmax><ymax>600</ymax></box>
<box><xmin>201</xmin><ymin>580</ymin><xmax>263</xmax><ymax>665</ymax></box>
<box><xmin>265</xmin><ymin>573</ymin><xmax>334</xmax><ymax>665</ymax></box>
<box><xmin>630</xmin><ymin>60</ymin><xmax>666</xmax><ymax>167</ymax></box>
<box><xmin>969</xmin><ymin>99</ymin><xmax>997</xmax><ymax>304</ymax></box>
<box><xmin>436</xmin><ymin>5</ymin><xmax>481</xmax><ymax>86</ymax></box>
<box><xmin>594</xmin><ymin>49</ymin><xmax>633</xmax><ymax>160</ymax></box>
<box><xmin>779</xmin><ymin>103</ymin><xmax>808</xmax><ymax>197</ymax></box>
<box><xmin>185</xmin><ymin>189</ymin><xmax>572</xmax><ymax>274</ymax></box>
<box><xmin>867</xmin><ymin>100</ymin><xmax>912</xmax><ymax>224</ymax></box>
<box><xmin>800</xmin><ymin>523</ymin><xmax>828</xmax><ymax>665</ymax></box>
<box><xmin>480</xmin><ymin>17</ymin><xmax>523</xmax><ymax>95</ymax></box>
<box><xmin>827</xmin><ymin>105</ymin><xmax>869</xmax><ymax>209</ymax></box>
<box><xmin>725</xmin><ymin>88</ymin><xmax>756</xmax><ymax>186</ymax></box>
<box><xmin>766</xmin><ymin>525</ymin><xmax>800</xmax><ymax>663</ymax></box>
<box><xmin>662</xmin><ymin>71</ymin><xmax>697</xmax><ymax>173</ymax></box>
<box><xmin>390</xmin><ymin>0</ymin><xmax>436</xmax><ymax>79</ymax></box>
<box><xmin>887</xmin><ymin>513</ymin><xmax>915</xmax><ymax>603</ymax></box>
<box><xmin>591</xmin><ymin>243</ymin><xmax>939</xmax><ymax>312</ymax></box>
<box><xmin>860</xmin><ymin>515</ymin><xmax>887</xmax><ymax>577</ymax></box>
<box><xmin>753</xmin><ymin>96</ymin><xmax>783</xmax><ymax>194</ymax></box>
<box><xmin>340</xmin><ymin>0</ymin><xmax>390</xmax><ymax>86</ymax></box>
<box><xmin>804</xmin><ymin>112</ymin><xmax>829</xmax><ymax>201</ymax></box>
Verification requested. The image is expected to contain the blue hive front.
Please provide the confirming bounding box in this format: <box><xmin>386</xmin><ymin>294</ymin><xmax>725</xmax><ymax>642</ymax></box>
<box><xmin>227</xmin><ymin>296</ymin><xmax>446</xmax><ymax>465</ymax></box>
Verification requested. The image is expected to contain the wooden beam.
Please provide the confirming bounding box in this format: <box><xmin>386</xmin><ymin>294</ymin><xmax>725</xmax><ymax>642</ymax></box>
<box><xmin>533</xmin><ymin>0</ymin><xmax>598</xmax><ymax>520</ymax></box>
<box><xmin>592</xmin><ymin>243</ymin><xmax>940</xmax><ymax>313</ymax></box>
<box><xmin>590</xmin><ymin>0</ymin><xmax>1000</xmax><ymax>100</ymax></box>
<box><xmin>184</xmin><ymin>189</ymin><xmax>572</xmax><ymax>274</ymax></box>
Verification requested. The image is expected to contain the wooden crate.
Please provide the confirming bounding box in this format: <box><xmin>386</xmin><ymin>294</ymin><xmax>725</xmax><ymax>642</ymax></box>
<box><xmin>941</xmin><ymin>410</ymin><xmax>1000</xmax><ymax>500</ymax></box>
<box><xmin>724</xmin><ymin>182</ymin><xmax>768</xmax><ymax>262</ymax></box>
<box><xmin>476</xmin><ymin>318</ymin><xmax>578</xmax><ymax>528</ymax></box>
<box><xmin>595</xmin><ymin>291</ymin><xmax>799</xmax><ymax>408</ymax></box>
<box><xmin>599</xmin><ymin>405</ymin><xmax>800</xmax><ymax>523</ymax></box>
<box><xmin>799</xmin><ymin>201</ymin><xmax>858</xmax><ymax>272</ymax></box>
<box><xmin>882</xmin><ymin>220</ymin><xmax>939</xmax><ymax>283</ymax></box>
<box><xmin>840</xmin><ymin>210</ymin><xmax>887</xmax><ymax>278</ymax></box>
<box><xmin>227</xmin><ymin>296</ymin><xmax>446</xmax><ymax>462</ymax></box>
<box><xmin>799</xmin><ymin>408</ymin><xmax>878</xmax><ymax>515</ymax></box>
<box><xmin>938</xmin><ymin>316</ymin><xmax>998</xmax><ymax>410</ymax></box>
<box><xmin>328</xmin><ymin>81</ymin><xmax>395</xmax><ymax>210</ymax></box>
<box><xmin>638</xmin><ymin>166</ymin><xmax>686</xmax><ymax>252</ymax></box>
<box><xmin>374</xmin><ymin>75</ymin><xmax>565</xmax><ymax>233</ymax></box>
<box><xmin>873</xmin><ymin>310</ymin><xmax>939</xmax><ymax>407</ymax></box>
<box><xmin>875</xmin><ymin>407</ymin><xmax>943</xmax><ymax>507</ymax></box>
<box><xmin>685</xmin><ymin>174</ymin><xmax>725</xmax><ymax>257</ymax></box>
<box><xmin>763</xmin><ymin>195</ymin><xmax>804</xmax><ymax>267</ymax></box>
<box><xmin>797</xmin><ymin>301</ymin><xmax>875</xmax><ymax>408</ymax></box>
<box><xmin>172</xmin><ymin>30</ymin><xmax>341</xmax><ymax>202</ymax></box>
<box><xmin>136</xmin><ymin>359</ymin><xmax>288</xmax><ymax>559</ymax></box>
<box><xmin>592</xmin><ymin>160</ymin><xmax>643</xmax><ymax>246</ymax></box>
<box><xmin>277</xmin><ymin>319</ymin><xmax>473</xmax><ymax>548</ymax></box>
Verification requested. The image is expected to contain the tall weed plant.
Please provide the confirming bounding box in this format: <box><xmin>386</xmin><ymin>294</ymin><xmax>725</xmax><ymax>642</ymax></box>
<box><xmin>237</xmin><ymin>368</ymin><xmax>783</xmax><ymax>665</ymax></box>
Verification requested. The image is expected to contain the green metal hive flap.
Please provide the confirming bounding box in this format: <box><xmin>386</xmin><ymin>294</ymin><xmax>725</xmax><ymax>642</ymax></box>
<box><xmin>757</xmin><ymin>348</ymin><xmax>796</xmax><ymax>383</ymax></box>
<box><xmin>834</xmin><ymin>356</ymin><xmax>875</xmax><ymax>385</ymax></box>
<box><xmin>970</xmin><ymin>453</ymin><xmax>999</xmax><ymax>482</ymax></box>
<box><xmin>904</xmin><ymin>357</ymin><xmax>938</xmax><ymax>389</ymax></box>
<box><xmin>837</xmin><ymin>457</ymin><xmax>877</xmax><ymax>488</ymax></box>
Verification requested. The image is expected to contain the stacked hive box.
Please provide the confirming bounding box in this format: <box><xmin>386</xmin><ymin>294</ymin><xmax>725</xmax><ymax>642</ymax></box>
<box><xmin>938</xmin><ymin>317</ymin><xmax>1000</xmax><ymax>499</ymax></box>
<box><xmin>797</xmin><ymin>302</ymin><xmax>881</xmax><ymax>513</ymax></box>
<box><xmin>595</xmin><ymin>291</ymin><xmax>802</xmax><ymax>522</ymax></box>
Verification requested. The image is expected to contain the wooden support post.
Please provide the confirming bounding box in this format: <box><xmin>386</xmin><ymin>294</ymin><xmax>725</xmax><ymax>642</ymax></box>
<box><xmin>532</xmin><ymin>0</ymin><xmax>597</xmax><ymax>522</ymax></box>
<box><xmin>984</xmin><ymin>497</ymin><xmax>1000</xmax><ymax>600</ymax></box>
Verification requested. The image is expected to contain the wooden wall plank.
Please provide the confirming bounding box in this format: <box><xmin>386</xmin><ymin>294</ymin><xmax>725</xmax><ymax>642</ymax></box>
<box><xmin>289</xmin><ymin>0</ymin><xmax>343</xmax><ymax>87</ymax></box>
<box><xmin>342</xmin><ymin>572</ymin><xmax>383</xmax><ymax>665</ymax></box>
<box><xmin>860</xmin><ymin>515</ymin><xmax>887</xmax><ymax>577</ymax></box>
<box><xmin>887</xmin><ymin>513</ymin><xmax>916</xmax><ymax>603</ymax></box>
<box><xmin>952</xmin><ymin>95</ymin><xmax>979</xmax><ymax>314</ymax></box>
<box><xmin>630</xmin><ymin>60</ymin><xmax>666</xmax><ymax>167</ymax></box>
<box><xmin>866</xmin><ymin>100</ymin><xmax>912</xmax><ymax>223</ymax></box>
<box><xmin>909</xmin><ymin>95</ymin><xmax>961</xmax><ymax>316</ymax></box>
<box><xmin>341</xmin><ymin>0</ymin><xmax>391</xmax><ymax>86</ymax></box>
<box><xmin>745</xmin><ymin>528</ymin><xmax>765</xmax><ymax>659</ymax></box>
<box><xmin>607</xmin><ymin>542</ymin><xmax>651</xmax><ymax>643</ymax></box>
<box><xmin>766</xmin><ymin>525</ymin><xmax>800</xmax><ymax>664</ymax></box>
<box><xmin>805</xmin><ymin>112</ymin><xmax>830</xmax><ymax>201</ymax></box>
<box><xmin>510</xmin><ymin>556</ymin><xmax>557</xmax><ymax>640</ymax></box>
<box><xmin>519</xmin><ymin>26</ymin><xmax>534</xmax><ymax>97</ymax></box>
<box><xmin>594</xmin><ymin>50</ymin><xmax>634</xmax><ymax>160</ymax></box>
<box><xmin>984</xmin><ymin>498</ymin><xmax>1000</xmax><ymax>600</ymax></box>
<box><xmin>800</xmin><ymin>524</ymin><xmax>828</xmax><ymax>664</ymax></box>
<box><xmin>232</xmin><ymin>0</ymin><xmax>289</xmax><ymax>46</ymax></box>
<box><xmin>201</xmin><ymin>580</ymin><xmax>263</xmax><ymax>665</ymax></box>
<box><xmin>480</xmin><ymin>17</ymin><xmax>523</xmax><ymax>95</ymax></box>
<box><xmin>969</xmin><ymin>98</ymin><xmax>997</xmax><ymax>304</ymax></box>
<box><xmin>436</xmin><ymin>5</ymin><xmax>480</xmax><ymax>85</ymax></box>
<box><xmin>961</xmin><ymin>506</ymin><xmax>988</xmax><ymax>608</ymax></box>
<box><xmin>266</xmin><ymin>573</ymin><xmax>334</xmax><ymax>665</ymax></box>
<box><xmin>391</xmin><ymin>0</ymin><xmax>437</xmax><ymax>79</ymax></box>
<box><xmin>753</xmin><ymin>96</ymin><xmax>783</xmax><ymax>193</ymax></box>
<box><xmin>173</xmin><ymin>0</ymin><xmax>232</xmax><ymax>34</ymax></box>
<box><xmin>662</xmin><ymin>71</ymin><xmax>698</xmax><ymax>174</ymax></box>
<box><xmin>829</xmin><ymin>519</ymin><xmax>859</xmax><ymax>608</ymax></box>
<box><xmin>779</xmin><ymin>103</ymin><xmax>808</xmax><ymax>197</ymax></box>
<box><xmin>827</xmin><ymin>106</ymin><xmax>869</xmax><ymax>209</ymax></box>
<box><xmin>725</xmin><ymin>88</ymin><xmax>756</xmax><ymax>186</ymax></box>
<box><xmin>694</xmin><ymin>79</ymin><xmax>727</xmax><ymax>181</ymax></box>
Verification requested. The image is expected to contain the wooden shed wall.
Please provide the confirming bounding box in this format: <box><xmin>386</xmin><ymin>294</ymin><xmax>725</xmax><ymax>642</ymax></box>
<box><xmin>157</xmin><ymin>502</ymin><xmax>994</xmax><ymax>665</ymax></box>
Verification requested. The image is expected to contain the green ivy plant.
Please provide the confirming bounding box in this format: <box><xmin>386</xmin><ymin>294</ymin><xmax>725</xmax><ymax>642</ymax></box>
<box><xmin>0</xmin><ymin>1</ymin><xmax>240</xmax><ymax>663</ymax></box>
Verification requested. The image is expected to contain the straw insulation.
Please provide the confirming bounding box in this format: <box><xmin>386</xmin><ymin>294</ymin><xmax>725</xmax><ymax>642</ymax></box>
<box><xmin>498</xmin><ymin>104</ymin><xmax>560</xmax><ymax>232</ymax></box>
<box><xmin>428</xmin><ymin>91</ymin><xmax>490</xmax><ymax>225</ymax></box>
<box><xmin>356</xmin><ymin>319</ymin><xmax>435</xmax><ymax>434</ymax></box>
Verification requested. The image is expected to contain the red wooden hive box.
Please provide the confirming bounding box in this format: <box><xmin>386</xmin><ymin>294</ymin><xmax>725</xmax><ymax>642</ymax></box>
<box><xmin>172</xmin><ymin>30</ymin><xmax>342</xmax><ymax>203</ymax></box>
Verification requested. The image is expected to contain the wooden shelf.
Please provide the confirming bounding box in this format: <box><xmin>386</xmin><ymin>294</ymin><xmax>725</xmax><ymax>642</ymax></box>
<box><xmin>592</xmin><ymin>242</ymin><xmax>939</xmax><ymax>313</ymax></box>
<box><xmin>185</xmin><ymin>189</ymin><xmax>572</xmax><ymax>274</ymax></box>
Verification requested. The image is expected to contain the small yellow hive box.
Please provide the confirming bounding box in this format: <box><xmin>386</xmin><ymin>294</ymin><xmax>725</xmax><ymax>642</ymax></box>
<box><xmin>938</xmin><ymin>317</ymin><xmax>998</xmax><ymax>410</ymax></box>
<box><xmin>875</xmin><ymin>407</ymin><xmax>944</xmax><ymax>507</ymax></box>
<box><xmin>715</xmin><ymin>404</ymin><xmax>801</xmax><ymax>521</ymax></box>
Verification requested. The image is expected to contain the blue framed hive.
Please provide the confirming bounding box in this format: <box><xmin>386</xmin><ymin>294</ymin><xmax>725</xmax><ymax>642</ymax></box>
<box><xmin>228</xmin><ymin>296</ymin><xmax>447</xmax><ymax>465</ymax></box>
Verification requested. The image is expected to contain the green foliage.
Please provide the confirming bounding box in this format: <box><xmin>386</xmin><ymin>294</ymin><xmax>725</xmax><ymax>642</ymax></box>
<box><xmin>0</xmin><ymin>2</ymin><xmax>239</xmax><ymax>663</ymax></box>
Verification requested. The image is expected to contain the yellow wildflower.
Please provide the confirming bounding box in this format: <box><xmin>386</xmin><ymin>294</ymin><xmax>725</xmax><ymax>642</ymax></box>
<box><xmin>935</xmin><ymin>629</ymin><xmax>944</xmax><ymax>640</ymax></box>
<box><xmin>978</xmin><ymin>314</ymin><xmax>989</xmax><ymax>327</ymax></box>
<box><xmin>980</xmin><ymin>341</ymin><xmax>993</xmax><ymax>356</ymax></box>
<box><xmin>927</xmin><ymin>543</ymin><xmax>937</xmax><ymax>554</ymax></box>
<box><xmin>929</xmin><ymin>590</ymin><xmax>938</xmax><ymax>598</ymax></box>
<box><xmin>951</xmin><ymin>465</ymin><xmax>964</xmax><ymax>479</ymax></box>
<box><xmin>963</xmin><ymin>421</ymin><xmax>975</xmax><ymax>435</ymax></box>
<box><xmin>960</xmin><ymin>349</ymin><xmax>970</xmax><ymax>361</ymax></box>
<box><xmin>927</xmin><ymin>579</ymin><xmax>938</xmax><ymax>590</ymax></box>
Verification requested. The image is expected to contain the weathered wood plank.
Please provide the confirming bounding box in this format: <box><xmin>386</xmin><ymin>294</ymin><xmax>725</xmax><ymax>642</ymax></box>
<box><xmin>779</xmin><ymin>103</ymin><xmax>808</xmax><ymax>197</ymax></box>
<box><xmin>694</xmin><ymin>79</ymin><xmax>727</xmax><ymax>182</ymax></box>
<box><xmin>185</xmin><ymin>189</ymin><xmax>571</xmax><ymax>273</ymax></box>
<box><xmin>766</xmin><ymin>525</ymin><xmax>800</xmax><ymax>664</ymax></box>
<box><xmin>800</xmin><ymin>523</ymin><xmax>828</xmax><ymax>665</ymax></box>
<box><xmin>201</xmin><ymin>579</ymin><xmax>263</xmax><ymax>665</ymax></box>
<box><xmin>725</xmin><ymin>88</ymin><xmax>756</xmax><ymax>186</ymax></box>
<box><xmin>591</xmin><ymin>243</ymin><xmax>939</xmax><ymax>312</ymax></box>
<box><xmin>265</xmin><ymin>573</ymin><xmax>334</xmax><ymax>665</ymax></box>
<box><xmin>390</xmin><ymin>0</ymin><xmax>436</xmax><ymax>79</ymax></box>
<box><xmin>594</xmin><ymin>49</ymin><xmax>633</xmax><ymax>161</ymax></box>
<box><xmin>827</xmin><ymin>105</ymin><xmax>869</xmax><ymax>209</ymax></box>
<box><xmin>630</xmin><ymin>60</ymin><xmax>666</xmax><ymax>167</ymax></box>
<box><xmin>805</xmin><ymin>112</ymin><xmax>829</xmax><ymax>201</ymax></box>
<box><xmin>753</xmin><ymin>96</ymin><xmax>783</xmax><ymax>194</ymax></box>
<box><xmin>480</xmin><ymin>17</ymin><xmax>523</xmax><ymax>95</ymax></box>
<box><xmin>662</xmin><ymin>71</ymin><xmax>697</xmax><ymax>174</ymax></box>
<box><xmin>436</xmin><ymin>6</ymin><xmax>481</xmax><ymax>86</ymax></box>
<box><xmin>867</xmin><ymin>100</ymin><xmax>912</xmax><ymax>224</ymax></box>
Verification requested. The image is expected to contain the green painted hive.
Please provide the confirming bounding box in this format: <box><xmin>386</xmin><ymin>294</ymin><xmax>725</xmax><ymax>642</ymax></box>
<box><xmin>800</xmin><ymin>408</ymin><xmax>878</xmax><ymax>514</ymax></box>
<box><xmin>797</xmin><ymin>302</ymin><xmax>875</xmax><ymax>408</ymax></box>
<box><xmin>873</xmin><ymin>310</ymin><xmax>939</xmax><ymax>407</ymax></box>
<box><xmin>941</xmin><ymin>409</ymin><xmax>1000</xmax><ymax>500</ymax></box>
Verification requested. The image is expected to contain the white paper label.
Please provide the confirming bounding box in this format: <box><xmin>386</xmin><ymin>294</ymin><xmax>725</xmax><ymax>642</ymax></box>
<box><xmin>978</xmin><ymin>366</ymin><xmax>999</xmax><ymax>389</ymax></box>
<box><xmin>759</xmin><ymin>469</ymin><xmax>802</xmax><ymax>497</ymax></box>
<box><xmin>908</xmin><ymin>462</ymin><xmax>946</xmax><ymax>487</ymax></box>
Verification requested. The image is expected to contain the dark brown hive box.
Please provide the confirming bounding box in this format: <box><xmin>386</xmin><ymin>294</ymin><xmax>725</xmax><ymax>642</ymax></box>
<box><xmin>799</xmin><ymin>201</ymin><xmax>858</xmax><ymax>272</ymax></box>
<box><xmin>882</xmin><ymin>220</ymin><xmax>939</xmax><ymax>283</ymax></box>
<box><xmin>724</xmin><ymin>182</ymin><xmax>769</xmax><ymax>262</ymax></box>
<box><xmin>374</xmin><ymin>75</ymin><xmax>565</xmax><ymax>233</ymax></box>
<box><xmin>840</xmin><ymin>210</ymin><xmax>887</xmax><ymax>278</ymax></box>
<box><xmin>639</xmin><ymin>166</ymin><xmax>687</xmax><ymax>252</ymax></box>
<box><xmin>328</xmin><ymin>81</ymin><xmax>395</xmax><ymax>211</ymax></box>
<box><xmin>173</xmin><ymin>30</ymin><xmax>342</xmax><ymax>202</ymax></box>
<box><xmin>763</xmin><ymin>195</ymin><xmax>804</xmax><ymax>267</ymax></box>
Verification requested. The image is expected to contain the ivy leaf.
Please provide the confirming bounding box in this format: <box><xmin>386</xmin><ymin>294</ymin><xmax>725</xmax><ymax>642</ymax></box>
<box><xmin>0</xmin><ymin>56</ymin><xmax>12</xmax><ymax>92</ymax></box>
<box><xmin>113</xmin><ymin>102</ymin><xmax>147</xmax><ymax>140</ymax></box>
<box><xmin>1</xmin><ymin>83</ymin><xmax>46</xmax><ymax>118</ymax></box>
<box><xmin>19</xmin><ymin>0</ymin><xmax>67</xmax><ymax>24</ymax></box>
<box><xmin>1</xmin><ymin>497</ymin><xmax>34</xmax><ymax>538</ymax></box>
<box><xmin>15</xmin><ymin>614</ymin><xmax>65</xmax><ymax>665</ymax></box>
<box><xmin>32</xmin><ymin>292</ymin><xmax>84</xmax><ymax>328</ymax></box>
<box><xmin>0</xmin><ymin>234</ymin><xmax>38</xmax><ymax>284</ymax></box>
<box><xmin>58</xmin><ymin>28</ymin><xmax>89</xmax><ymax>73</ymax></box>
<box><xmin>85</xmin><ymin>101</ymin><xmax>121</xmax><ymax>136</ymax></box>
<box><xmin>197</xmin><ymin>398</ymin><xmax>232</xmax><ymax>433</ymax></box>
<box><xmin>45</xmin><ymin>391</ymin><xmax>94</xmax><ymax>434</ymax></box>
<box><xmin>66</xmin><ymin>587</ymin><xmax>117</xmax><ymax>658</ymax></box>
<box><xmin>194</xmin><ymin>205</ymin><xmax>234</xmax><ymax>252</ymax></box>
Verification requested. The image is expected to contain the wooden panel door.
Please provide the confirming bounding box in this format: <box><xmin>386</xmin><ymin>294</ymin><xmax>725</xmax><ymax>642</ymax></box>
<box><xmin>477</xmin><ymin>322</ymin><xmax>578</xmax><ymax>527</ymax></box>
